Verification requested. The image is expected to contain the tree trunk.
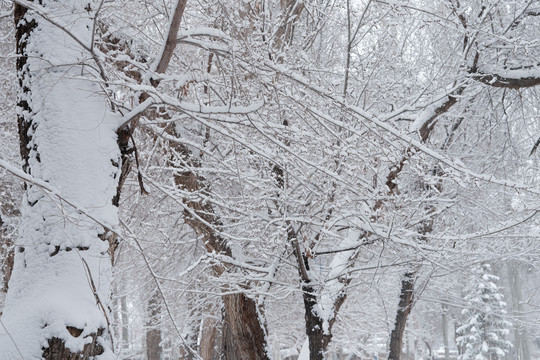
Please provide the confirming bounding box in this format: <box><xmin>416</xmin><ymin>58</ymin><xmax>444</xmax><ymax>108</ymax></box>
<box><xmin>146</xmin><ymin>290</ymin><xmax>163</xmax><ymax>360</ymax></box>
<box><xmin>507</xmin><ymin>261</ymin><xmax>530</xmax><ymax>360</ymax></box>
<box><xmin>388</xmin><ymin>272</ymin><xmax>416</xmax><ymax>360</ymax></box>
<box><xmin>121</xmin><ymin>295</ymin><xmax>130</xmax><ymax>350</ymax></box>
<box><xmin>171</xmin><ymin>138</ymin><xmax>270</xmax><ymax>360</ymax></box>
<box><xmin>200</xmin><ymin>304</ymin><xmax>222</xmax><ymax>360</ymax></box>
<box><xmin>179</xmin><ymin>294</ymin><xmax>200</xmax><ymax>360</ymax></box>
<box><xmin>442</xmin><ymin>303</ymin><xmax>450</xmax><ymax>360</ymax></box>
<box><xmin>288</xmin><ymin>227</ymin><xmax>326</xmax><ymax>360</ymax></box>
<box><xmin>0</xmin><ymin>2</ymin><xmax>120</xmax><ymax>358</ymax></box>
<box><xmin>0</xmin><ymin>184</ymin><xmax>18</xmax><ymax>306</ymax></box>
<box><xmin>0</xmin><ymin>214</ymin><xmax>14</xmax><ymax>310</ymax></box>
<box><xmin>303</xmin><ymin>282</ymin><xmax>325</xmax><ymax>360</ymax></box>
<box><xmin>222</xmin><ymin>293</ymin><xmax>269</xmax><ymax>360</ymax></box>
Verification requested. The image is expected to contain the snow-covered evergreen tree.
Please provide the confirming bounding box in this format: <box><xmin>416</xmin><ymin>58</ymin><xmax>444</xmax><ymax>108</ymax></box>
<box><xmin>456</xmin><ymin>264</ymin><xmax>512</xmax><ymax>360</ymax></box>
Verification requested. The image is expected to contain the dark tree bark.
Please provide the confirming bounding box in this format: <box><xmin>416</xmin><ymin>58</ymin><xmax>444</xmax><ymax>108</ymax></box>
<box><xmin>43</xmin><ymin>330</ymin><xmax>106</xmax><ymax>360</ymax></box>
<box><xmin>0</xmin><ymin>214</ymin><xmax>14</xmax><ymax>315</ymax></box>
<box><xmin>388</xmin><ymin>272</ymin><xmax>416</xmax><ymax>360</ymax></box>
<box><xmin>302</xmin><ymin>282</ymin><xmax>325</xmax><ymax>360</ymax></box>
<box><xmin>470</xmin><ymin>70</ymin><xmax>540</xmax><ymax>89</ymax></box>
<box><xmin>287</xmin><ymin>227</ymin><xmax>325</xmax><ymax>360</ymax></box>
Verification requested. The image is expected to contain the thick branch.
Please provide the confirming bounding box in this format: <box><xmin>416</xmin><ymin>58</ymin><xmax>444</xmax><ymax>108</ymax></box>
<box><xmin>272</xmin><ymin>0</ymin><xmax>305</xmax><ymax>51</ymax></box>
<box><xmin>388</xmin><ymin>272</ymin><xmax>416</xmax><ymax>360</ymax></box>
<box><xmin>152</xmin><ymin>0</ymin><xmax>188</xmax><ymax>80</ymax></box>
<box><xmin>110</xmin><ymin>0</ymin><xmax>187</xmax><ymax>205</ymax></box>
<box><xmin>470</xmin><ymin>70</ymin><xmax>540</xmax><ymax>89</ymax></box>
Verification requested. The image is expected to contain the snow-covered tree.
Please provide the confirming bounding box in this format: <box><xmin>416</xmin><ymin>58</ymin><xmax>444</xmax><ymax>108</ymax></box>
<box><xmin>1</xmin><ymin>0</ymin><xmax>540</xmax><ymax>359</ymax></box>
<box><xmin>457</xmin><ymin>264</ymin><xmax>512</xmax><ymax>360</ymax></box>
<box><xmin>0</xmin><ymin>1</ymin><xmax>122</xmax><ymax>358</ymax></box>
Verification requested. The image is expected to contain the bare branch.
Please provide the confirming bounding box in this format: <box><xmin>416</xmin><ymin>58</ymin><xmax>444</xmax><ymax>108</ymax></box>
<box><xmin>151</xmin><ymin>0</ymin><xmax>188</xmax><ymax>79</ymax></box>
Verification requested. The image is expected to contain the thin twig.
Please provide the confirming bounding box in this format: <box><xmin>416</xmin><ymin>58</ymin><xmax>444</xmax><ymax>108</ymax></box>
<box><xmin>0</xmin><ymin>318</ymin><xmax>25</xmax><ymax>360</ymax></box>
<box><xmin>81</xmin><ymin>257</ymin><xmax>114</xmax><ymax>350</ymax></box>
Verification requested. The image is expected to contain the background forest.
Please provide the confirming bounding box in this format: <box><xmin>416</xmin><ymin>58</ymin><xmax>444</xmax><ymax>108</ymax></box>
<box><xmin>0</xmin><ymin>0</ymin><xmax>540</xmax><ymax>359</ymax></box>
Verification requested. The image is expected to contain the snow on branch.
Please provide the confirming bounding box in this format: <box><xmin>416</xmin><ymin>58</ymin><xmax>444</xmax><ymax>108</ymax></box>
<box><xmin>470</xmin><ymin>67</ymin><xmax>540</xmax><ymax>88</ymax></box>
<box><xmin>262</xmin><ymin>61</ymin><xmax>540</xmax><ymax>196</ymax></box>
<box><xmin>177</xmin><ymin>27</ymin><xmax>230</xmax><ymax>41</ymax></box>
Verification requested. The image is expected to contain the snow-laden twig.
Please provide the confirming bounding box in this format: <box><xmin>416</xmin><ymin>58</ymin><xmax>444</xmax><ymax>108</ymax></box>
<box><xmin>80</xmin><ymin>258</ymin><xmax>113</xmax><ymax>349</ymax></box>
<box><xmin>263</xmin><ymin>62</ymin><xmax>540</xmax><ymax>195</ymax></box>
<box><xmin>0</xmin><ymin>319</ymin><xmax>24</xmax><ymax>360</ymax></box>
<box><xmin>177</xmin><ymin>27</ymin><xmax>230</xmax><ymax>41</ymax></box>
<box><xmin>117</xmin><ymin>97</ymin><xmax>156</xmax><ymax>129</ymax></box>
<box><xmin>119</xmin><ymin>219</ymin><xmax>203</xmax><ymax>360</ymax></box>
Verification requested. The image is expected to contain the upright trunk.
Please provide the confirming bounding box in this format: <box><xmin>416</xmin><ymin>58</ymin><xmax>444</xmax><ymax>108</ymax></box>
<box><xmin>221</xmin><ymin>293</ymin><xmax>269</xmax><ymax>360</ymax></box>
<box><xmin>146</xmin><ymin>290</ymin><xmax>163</xmax><ymax>360</ymax></box>
<box><xmin>507</xmin><ymin>261</ymin><xmax>530</xmax><ymax>360</ymax></box>
<box><xmin>0</xmin><ymin>186</ymin><xmax>18</xmax><ymax>306</ymax></box>
<box><xmin>302</xmin><ymin>282</ymin><xmax>325</xmax><ymax>360</ymax></box>
<box><xmin>442</xmin><ymin>303</ymin><xmax>450</xmax><ymax>360</ymax></box>
<box><xmin>179</xmin><ymin>294</ymin><xmax>200</xmax><ymax>360</ymax></box>
<box><xmin>289</xmin><ymin>228</ymin><xmax>326</xmax><ymax>360</ymax></box>
<box><xmin>121</xmin><ymin>295</ymin><xmax>130</xmax><ymax>350</ymax></box>
<box><xmin>383</xmin><ymin>108</ymin><xmax>454</xmax><ymax>360</ymax></box>
<box><xmin>0</xmin><ymin>214</ymin><xmax>14</xmax><ymax>310</ymax></box>
<box><xmin>200</xmin><ymin>303</ymin><xmax>222</xmax><ymax>360</ymax></box>
<box><xmin>0</xmin><ymin>1</ymin><xmax>120</xmax><ymax>359</ymax></box>
<box><xmin>388</xmin><ymin>272</ymin><xmax>416</xmax><ymax>360</ymax></box>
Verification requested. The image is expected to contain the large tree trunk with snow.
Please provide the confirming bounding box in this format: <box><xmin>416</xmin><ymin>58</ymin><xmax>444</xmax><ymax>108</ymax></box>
<box><xmin>302</xmin><ymin>281</ymin><xmax>325</xmax><ymax>360</ymax></box>
<box><xmin>0</xmin><ymin>1</ymin><xmax>120</xmax><ymax>359</ymax></box>
<box><xmin>388</xmin><ymin>272</ymin><xmax>416</xmax><ymax>360</ymax></box>
<box><xmin>0</xmin><ymin>184</ymin><xmax>18</xmax><ymax>304</ymax></box>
